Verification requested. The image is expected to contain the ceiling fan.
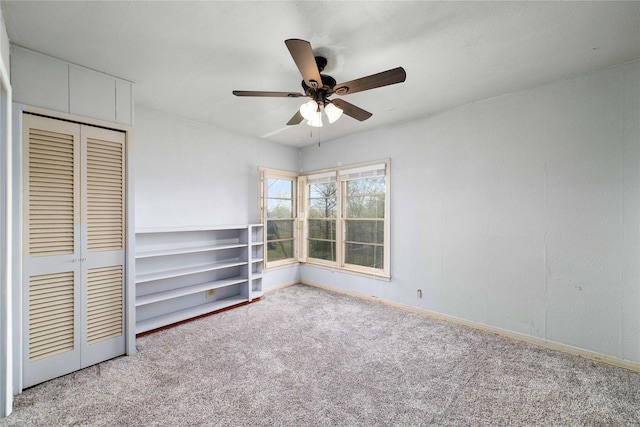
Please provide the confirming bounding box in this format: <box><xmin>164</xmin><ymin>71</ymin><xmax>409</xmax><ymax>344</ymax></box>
<box><xmin>233</xmin><ymin>39</ymin><xmax>407</xmax><ymax>127</ymax></box>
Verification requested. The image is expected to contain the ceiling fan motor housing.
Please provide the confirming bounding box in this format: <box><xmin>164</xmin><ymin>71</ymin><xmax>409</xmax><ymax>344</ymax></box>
<box><xmin>302</xmin><ymin>73</ymin><xmax>337</xmax><ymax>104</ymax></box>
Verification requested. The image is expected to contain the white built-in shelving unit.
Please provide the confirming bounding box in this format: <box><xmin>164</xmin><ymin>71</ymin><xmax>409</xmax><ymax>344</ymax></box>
<box><xmin>135</xmin><ymin>224</ymin><xmax>264</xmax><ymax>334</ymax></box>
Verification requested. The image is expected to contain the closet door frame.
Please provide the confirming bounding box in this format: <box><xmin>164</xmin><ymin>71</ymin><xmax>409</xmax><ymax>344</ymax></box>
<box><xmin>12</xmin><ymin>104</ymin><xmax>135</xmax><ymax>394</ymax></box>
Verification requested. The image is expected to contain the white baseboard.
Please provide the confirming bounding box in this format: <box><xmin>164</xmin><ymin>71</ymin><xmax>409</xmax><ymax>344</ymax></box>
<box><xmin>299</xmin><ymin>280</ymin><xmax>640</xmax><ymax>373</ymax></box>
<box><xmin>263</xmin><ymin>280</ymin><xmax>298</xmax><ymax>294</ymax></box>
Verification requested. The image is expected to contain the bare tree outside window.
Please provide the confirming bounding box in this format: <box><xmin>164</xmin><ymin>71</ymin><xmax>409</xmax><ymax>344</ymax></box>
<box><xmin>308</xmin><ymin>182</ymin><xmax>337</xmax><ymax>261</ymax></box>
<box><xmin>266</xmin><ymin>178</ymin><xmax>295</xmax><ymax>262</ymax></box>
<box><xmin>344</xmin><ymin>177</ymin><xmax>385</xmax><ymax>269</ymax></box>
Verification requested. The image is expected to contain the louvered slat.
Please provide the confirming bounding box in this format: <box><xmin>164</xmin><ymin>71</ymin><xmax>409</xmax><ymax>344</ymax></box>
<box><xmin>87</xmin><ymin>266</ymin><xmax>123</xmax><ymax>344</ymax></box>
<box><xmin>86</xmin><ymin>137</ymin><xmax>124</xmax><ymax>252</ymax></box>
<box><xmin>28</xmin><ymin>128</ymin><xmax>75</xmax><ymax>256</ymax></box>
<box><xmin>29</xmin><ymin>271</ymin><xmax>75</xmax><ymax>361</ymax></box>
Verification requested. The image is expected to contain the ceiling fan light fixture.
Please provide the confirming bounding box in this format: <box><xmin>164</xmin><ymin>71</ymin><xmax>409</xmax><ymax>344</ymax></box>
<box><xmin>325</xmin><ymin>102</ymin><xmax>343</xmax><ymax>124</ymax></box>
<box><xmin>300</xmin><ymin>100</ymin><xmax>318</xmax><ymax>121</ymax></box>
<box><xmin>307</xmin><ymin>109</ymin><xmax>323</xmax><ymax>127</ymax></box>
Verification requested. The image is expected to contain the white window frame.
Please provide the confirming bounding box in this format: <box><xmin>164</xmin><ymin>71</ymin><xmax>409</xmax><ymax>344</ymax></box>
<box><xmin>301</xmin><ymin>172</ymin><xmax>338</xmax><ymax>268</ymax></box>
<box><xmin>301</xmin><ymin>159</ymin><xmax>391</xmax><ymax>279</ymax></box>
<box><xmin>259</xmin><ymin>161</ymin><xmax>390</xmax><ymax>278</ymax></box>
<box><xmin>259</xmin><ymin>168</ymin><xmax>298</xmax><ymax>269</ymax></box>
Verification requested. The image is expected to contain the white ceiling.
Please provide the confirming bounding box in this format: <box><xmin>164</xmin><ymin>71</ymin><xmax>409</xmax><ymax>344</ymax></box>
<box><xmin>2</xmin><ymin>1</ymin><xmax>639</xmax><ymax>148</ymax></box>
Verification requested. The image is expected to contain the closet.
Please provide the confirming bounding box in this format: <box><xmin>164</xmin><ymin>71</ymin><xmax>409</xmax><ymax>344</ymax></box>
<box><xmin>22</xmin><ymin>113</ymin><xmax>126</xmax><ymax>388</ymax></box>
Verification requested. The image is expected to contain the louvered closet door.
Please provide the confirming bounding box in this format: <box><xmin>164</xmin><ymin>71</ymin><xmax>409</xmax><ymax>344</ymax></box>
<box><xmin>23</xmin><ymin>114</ymin><xmax>82</xmax><ymax>388</ymax></box>
<box><xmin>79</xmin><ymin>125</ymin><xmax>125</xmax><ymax>367</ymax></box>
<box><xmin>22</xmin><ymin>115</ymin><xmax>126</xmax><ymax>388</ymax></box>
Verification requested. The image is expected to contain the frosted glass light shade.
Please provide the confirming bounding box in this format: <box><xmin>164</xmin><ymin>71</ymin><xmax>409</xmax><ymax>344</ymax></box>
<box><xmin>325</xmin><ymin>103</ymin><xmax>343</xmax><ymax>123</ymax></box>
<box><xmin>307</xmin><ymin>110</ymin><xmax>323</xmax><ymax>127</ymax></box>
<box><xmin>300</xmin><ymin>100</ymin><xmax>318</xmax><ymax>121</ymax></box>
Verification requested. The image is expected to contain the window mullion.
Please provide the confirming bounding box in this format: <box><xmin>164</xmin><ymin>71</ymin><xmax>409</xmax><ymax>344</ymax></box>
<box><xmin>297</xmin><ymin>175</ymin><xmax>307</xmax><ymax>262</ymax></box>
<box><xmin>384</xmin><ymin>164</ymin><xmax>391</xmax><ymax>276</ymax></box>
<box><xmin>337</xmin><ymin>180</ymin><xmax>345</xmax><ymax>268</ymax></box>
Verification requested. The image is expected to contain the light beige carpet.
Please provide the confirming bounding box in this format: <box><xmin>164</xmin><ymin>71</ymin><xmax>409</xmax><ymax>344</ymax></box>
<box><xmin>2</xmin><ymin>283</ymin><xmax>640</xmax><ymax>426</ymax></box>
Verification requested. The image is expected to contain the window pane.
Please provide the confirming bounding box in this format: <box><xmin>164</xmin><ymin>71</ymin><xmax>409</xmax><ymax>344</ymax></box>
<box><xmin>345</xmin><ymin>220</ymin><xmax>384</xmax><ymax>244</ymax></box>
<box><xmin>343</xmin><ymin>175</ymin><xmax>386</xmax><ymax>270</ymax></box>
<box><xmin>309</xmin><ymin>183</ymin><xmax>337</xmax><ymax>219</ymax></box>
<box><xmin>267</xmin><ymin>199</ymin><xmax>292</xmax><ymax>218</ymax></box>
<box><xmin>268</xmin><ymin>178</ymin><xmax>292</xmax><ymax>198</ymax></box>
<box><xmin>262</xmin><ymin>171</ymin><xmax>296</xmax><ymax>265</ymax></box>
<box><xmin>308</xmin><ymin>240</ymin><xmax>336</xmax><ymax>261</ymax></box>
<box><xmin>310</xmin><ymin>182</ymin><xmax>336</xmax><ymax>199</ymax></box>
<box><xmin>345</xmin><ymin>243</ymin><xmax>384</xmax><ymax>269</ymax></box>
<box><xmin>267</xmin><ymin>239</ymin><xmax>294</xmax><ymax>261</ymax></box>
<box><xmin>308</xmin><ymin>219</ymin><xmax>336</xmax><ymax>240</ymax></box>
<box><xmin>345</xmin><ymin>195</ymin><xmax>385</xmax><ymax>218</ymax></box>
<box><xmin>309</xmin><ymin>198</ymin><xmax>336</xmax><ymax>218</ymax></box>
<box><xmin>267</xmin><ymin>220</ymin><xmax>294</xmax><ymax>240</ymax></box>
<box><xmin>346</xmin><ymin>177</ymin><xmax>385</xmax><ymax>196</ymax></box>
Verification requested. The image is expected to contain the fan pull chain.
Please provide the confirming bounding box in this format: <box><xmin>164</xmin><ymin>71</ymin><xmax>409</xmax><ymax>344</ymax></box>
<box><xmin>308</xmin><ymin>125</ymin><xmax>321</xmax><ymax>147</ymax></box>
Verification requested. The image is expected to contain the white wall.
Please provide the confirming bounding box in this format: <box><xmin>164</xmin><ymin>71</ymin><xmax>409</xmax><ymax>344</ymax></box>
<box><xmin>133</xmin><ymin>107</ymin><xmax>301</xmax><ymax>289</ymax></box>
<box><xmin>134</xmin><ymin>107</ymin><xmax>300</xmax><ymax>227</ymax></box>
<box><xmin>0</xmin><ymin>5</ymin><xmax>11</xmax><ymax>418</ymax></box>
<box><xmin>300</xmin><ymin>60</ymin><xmax>640</xmax><ymax>364</ymax></box>
<box><xmin>0</xmin><ymin>11</ymin><xmax>8</xmax><ymax>74</ymax></box>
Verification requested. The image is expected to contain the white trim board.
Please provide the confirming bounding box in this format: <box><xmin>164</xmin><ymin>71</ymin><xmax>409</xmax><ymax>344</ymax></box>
<box><xmin>0</xmin><ymin>45</ymin><xmax>13</xmax><ymax>418</ymax></box>
<box><xmin>263</xmin><ymin>280</ymin><xmax>298</xmax><ymax>294</ymax></box>
<box><xmin>299</xmin><ymin>280</ymin><xmax>640</xmax><ymax>373</ymax></box>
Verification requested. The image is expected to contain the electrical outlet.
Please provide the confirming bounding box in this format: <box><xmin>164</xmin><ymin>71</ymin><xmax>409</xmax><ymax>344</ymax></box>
<box><xmin>206</xmin><ymin>289</ymin><xmax>216</xmax><ymax>298</ymax></box>
<box><xmin>417</xmin><ymin>289</ymin><xmax>422</xmax><ymax>298</ymax></box>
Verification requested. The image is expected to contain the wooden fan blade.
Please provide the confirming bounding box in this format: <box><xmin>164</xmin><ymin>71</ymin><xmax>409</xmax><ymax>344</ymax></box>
<box><xmin>287</xmin><ymin>110</ymin><xmax>304</xmax><ymax>126</ymax></box>
<box><xmin>285</xmin><ymin>39</ymin><xmax>323</xmax><ymax>89</ymax></box>
<box><xmin>333</xmin><ymin>67</ymin><xmax>406</xmax><ymax>96</ymax></box>
<box><xmin>233</xmin><ymin>90</ymin><xmax>305</xmax><ymax>97</ymax></box>
<box><xmin>331</xmin><ymin>99</ymin><xmax>373</xmax><ymax>121</ymax></box>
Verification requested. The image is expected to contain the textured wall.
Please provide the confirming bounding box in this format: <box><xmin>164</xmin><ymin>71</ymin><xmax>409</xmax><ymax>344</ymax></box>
<box><xmin>134</xmin><ymin>106</ymin><xmax>299</xmax><ymax>228</ymax></box>
<box><xmin>300</xmin><ymin>60</ymin><xmax>640</xmax><ymax>363</ymax></box>
<box><xmin>0</xmin><ymin>12</ymin><xmax>8</xmax><ymax>79</ymax></box>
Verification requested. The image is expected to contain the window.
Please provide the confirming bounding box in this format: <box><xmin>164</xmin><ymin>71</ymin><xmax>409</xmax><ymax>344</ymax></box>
<box><xmin>307</xmin><ymin>173</ymin><xmax>337</xmax><ymax>263</ymax></box>
<box><xmin>342</xmin><ymin>172</ymin><xmax>386</xmax><ymax>270</ymax></box>
<box><xmin>303</xmin><ymin>161</ymin><xmax>390</xmax><ymax>278</ymax></box>
<box><xmin>259</xmin><ymin>161</ymin><xmax>390</xmax><ymax>277</ymax></box>
<box><xmin>260</xmin><ymin>169</ymin><xmax>297</xmax><ymax>267</ymax></box>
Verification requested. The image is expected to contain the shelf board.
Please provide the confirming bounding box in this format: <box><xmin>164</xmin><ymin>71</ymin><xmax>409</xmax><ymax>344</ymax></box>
<box><xmin>136</xmin><ymin>295</ymin><xmax>249</xmax><ymax>334</ymax></box>
<box><xmin>251</xmin><ymin>274</ymin><xmax>263</xmax><ymax>280</ymax></box>
<box><xmin>136</xmin><ymin>260</ymin><xmax>247</xmax><ymax>283</ymax></box>
<box><xmin>136</xmin><ymin>243</ymin><xmax>246</xmax><ymax>259</ymax></box>
<box><xmin>136</xmin><ymin>276</ymin><xmax>248</xmax><ymax>307</ymax></box>
<box><xmin>136</xmin><ymin>225</ymin><xmax>250</xmax><ymax>234</ymax></box>
<box><xmin>251</xmin><ymin>290</ymin><xmax>264</xmax><ymax>298</ymax></box>
<box><xmin>251</xmin><ymin>258</ymin><xmax>264</xmax><ymax>263</ymax></box>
